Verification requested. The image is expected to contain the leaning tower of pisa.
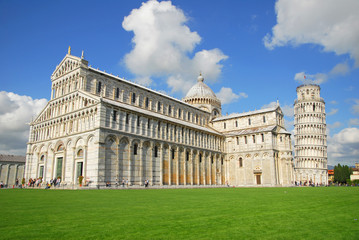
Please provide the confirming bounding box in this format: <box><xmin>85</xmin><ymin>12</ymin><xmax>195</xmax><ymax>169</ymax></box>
<box><xmin>294</xmin><ymin>84</ymin><xmax>328</xmax><ymax>185</ymax></box>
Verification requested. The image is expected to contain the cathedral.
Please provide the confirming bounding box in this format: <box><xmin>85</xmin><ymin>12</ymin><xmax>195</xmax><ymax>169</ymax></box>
<box><xmin>24</xmin><ymin>48</ymin><xmax>296</xmax><ymax>188</ymax></box>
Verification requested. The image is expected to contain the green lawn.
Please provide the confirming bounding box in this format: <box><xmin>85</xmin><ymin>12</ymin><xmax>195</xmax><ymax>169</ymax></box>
<box><xmin>0</xmin><ymin>187</ymin><xmax>358</xmax><ymax>240</ymax></box>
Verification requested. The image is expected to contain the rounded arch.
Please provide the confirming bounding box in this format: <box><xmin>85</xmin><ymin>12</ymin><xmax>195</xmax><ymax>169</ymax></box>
<box><xmin>55</xmin><ymin>141</ymin><xmax>65</xmax><ymax>152</ymax></box>
<box><xmin>85</xmin><ymin>134</ymin><xmax>95</xmax><ymax>145</ymax></box>
<box><xmin>105</xmin><ymin>134</ymin><xmax>118</xmax><ymax>145</ymax></box>
<box><xmin>75</xmin><ymin>137</ymin><xmax>85</xmax><ymax>148</ymax></box>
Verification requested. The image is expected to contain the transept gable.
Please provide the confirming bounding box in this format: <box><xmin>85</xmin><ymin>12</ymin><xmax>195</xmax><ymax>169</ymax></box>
<box><xmin>276</xmin><ymin>106</ymin><xmax>283</xmax><ymax>116</ymax></box>
<box><xmin>51</xmin><ymin>53</ymin><xmax>88</xmax><ymax>80</ymax></box>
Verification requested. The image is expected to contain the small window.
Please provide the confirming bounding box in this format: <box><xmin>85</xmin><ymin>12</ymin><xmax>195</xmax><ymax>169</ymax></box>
<box><xmin>239</xmin><ymin>158</ymin><xmax>243</xmax><ymax>167</ymax></box>
<box><xmin>57</xmin><ymin>144</ymin><xmax>64</xmax><ymax>151</ymax></box>
<box><xmin>147</xmin><ymin>118</ymin><xmax>150</xmax><ymax>128</ymax></box>
<box><xmin>168</xmin><ymin>105</ymin><xmax>172</xmax><ymax>115</ymax></box>
<box><xmin>248</xmin><ymin>118</ymin><xmax>251</xmax><ymax>125</ymax></box>
<box><xmin>261</xmin><ymin>133</ymin><xmax>264</xmax><ymax>142</ymax></box>
<box><xmin>40</xmin><ymin>155</ymin><xmax>45</xmax><ymax>161</ymax></box>
<box><xmin>116</xmin><ymin>88</ymin><xmax>120</xmax><ymax>98</ymax></box>
<box><xmin>253</xmin><ymin>135</ymin><xmax>256</xmax><ymax>143</ymax></box>
<box><xmin>145</xmin><ymin>97</ymin><xmax>149</xmax><ymax>108</ymax></box>
<box><xmin>221</xmin><ymin>158</ymin><xmax>224</xmax><ymax>165</ymax></box>
<box><xmin>178</xmin><ymin>109</ymin><xmax>182</xmax><ymax>118</ymax></box>
<box><xmin>171</xmin><ymin>149</ymin><xmax>175</xmax><ymax>160</ymax></box>
<box><xmin>188</xmin><ymin>112</ymin><xmax>191</xmax><ymax>121</ymax></box>
<box><xmin>313</xmin><ymin>105</ymin><xmax>315</xmax><ymax>111</ymax></box>
<box><xmin>126</xmin><ymin>113</ymin><xmax>129</xmax><ymax>124</ymax></box>
<box><xmin>134</xmin><ymin>144</ymin><xmax>138</xmax><ymax>155</ymax></box>
<box><xmin>158</xmin><ymin>102</ymin><xmax>161</xmax><ymax>111</ymax></box>
<box><xmin>113</xmin><ymin>110</ymin><xmax>117</xmax><ymax>121</ymax></box>
<box><xmin>132</xmin><ymin>93</ymin><xmax>136</xmax><ymax>103</ymax></box>
<box><xmin>154</xmin><ymin>146</ymin><xmax>158</xmax><ymax>158</ymax></box>
<box><xmin>235</xmin><ymin>121</ymin><xmax>238</xmax><ymax>127</ymax></box>
<box><xmin>224</xmin><ymin>123</ymin><xmax>226</xmax><ymax>129</ymax></box>
<box><xmin>280</xmin><ymin>136</ymin><xmax>283</xmax><ymax>142</ymax></box>
<box><xmin>263</xmin><ymin>116</ymin><xmax>266</xmax><ymax>123</ymax></box>
<box><xmin>236</xmin><ymin>137</ymin><xmax>239</xmax><ymax>145</ymax></box>
<box><xmin>97</xmin><ymin>81</ymin><xmax>102</xmax><ymax>93</ymax></box>
<box><xmin>199</xmin><ymin>154</ymin><xmax>202</xmax><ymax>163</ymax></box>
<box><xmin>77</xmin><ymin>149</ymin><xmax>83</xmax><ymax>158</ymax></box>
<box><xmin>137</xmin><ymin>116</ymin><xmax>140</xmax><ymax>127</ymax></box>
<box><xmin>158</xmin><ymin>121</ymin><xmax>161</xmax><ymax>132</ymax></box>
<box><xmin>244</xmin><ymin>136</ymin><xmax>247</xmax><ymax>144</ymax></box>
<box><xmin>211</xmin><ymin>156</ymin><xmax>214</xmax><ymax>164</ymax></box>
<box><xmin>186</xmin><ymin>152</ymin><xmax>189</xmax><ymax>161</ymax></box>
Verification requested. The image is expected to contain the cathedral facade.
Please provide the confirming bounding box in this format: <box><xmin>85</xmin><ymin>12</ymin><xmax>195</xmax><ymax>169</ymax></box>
<box><xmin>24</xmin><ymin>50</ymin><xmax>294</xmax><ymax>188</ymax></box>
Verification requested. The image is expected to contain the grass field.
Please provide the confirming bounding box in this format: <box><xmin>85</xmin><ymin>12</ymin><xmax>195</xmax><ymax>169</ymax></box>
<box><xmin>0</xmin><ymin>187</ymin><xmax>358</xmax><ymax>240</ymax></box>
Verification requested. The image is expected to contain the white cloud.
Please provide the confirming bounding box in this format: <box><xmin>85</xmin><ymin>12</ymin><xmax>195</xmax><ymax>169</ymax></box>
<box><xmin>264</xmin><ymin>0</ymin><xmax>359</xmax><ymax>66</ymax></box>
<box><xmin>294</xmin><ymin>72</ymin><xmax>328</xmax><ymax>85</ymax></box>
<box><xmin>329</xmin><ymin>62</ymin><xmax>350</xmax><ymax>75</ymax></box>
<box><xmin>327</xmin><ymin>108</ymin><xmax>339</xmax><ymax>116</ymax></box>
<box><xmin>122</xmin><ymin>0</ymin><xmax>228</xmax><ymax>94</ymax></box>
<box><xmin>281</xmin><ymin>105</ymin><xmax>294</xmax><ymax>118</ymax></box>
<box><xmin>349</xmin><ymin>118</ymin><xmax>359</xmax><ymax>126</ymax></box>
<box><xmin>327</xmin><ymin>127</ymin><xmax>359</xmax><ymax>165</ymax></box>
<box><xmin>345</xmin><ymin>86</ymin><xmax>355</xmax><ymax>91</ymax></box>
<box><xmin>294</xmin><ymin>62</ymin><xmax>350</xmax><ymax>85</ymax></box>
<box><xmin>352</xmin><ymin>99</ymin><xmax>359</xmax><ymax>115</ymax></box>
<box><xmin>327</xmin><ymin>121</ymin><xmax>342</xmax><ymax>129</ymax></box>
<box><xmin>329</xmin><ymin>100</ymin><xmax>338</xmax><ymax>105</ymax></box>
<box><xmin>261</xmin><ymin>101</ymin><xmax>277</xmax><ymax>109</ymax></box>
<box><xmin>261</xmin><ymin>101</ymin><xmax>293</xmax><ymax>118</ymax></box>
<box><xmin>0</xmin><ymin>91</ymin><xmax>47</xmax><ymax>155</ymax></box>
<box><xmin>284</xmin><ymin>119</ymin><xmax>294</xmax><ymax>134</ymax></box>
<box><xmin>216</xmin><ymin>87</ymin><xmax>247</xmax><ymax>105</ymax></box>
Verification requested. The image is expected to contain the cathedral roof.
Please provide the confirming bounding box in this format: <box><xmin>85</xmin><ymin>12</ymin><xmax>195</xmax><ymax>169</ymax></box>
<box><xmin>184</xmin><ymin>74</ymin><xmax>218</xmax><ymax>100</ymax></box>
<box><xmin>224</xmin><ymin>125</ymin><xmax>277</xmax><ymax>136</ymax></box>
<box><xmin>88</xmin><ymin>67</ymin><xmax>210</xmax><ymax>114</ymax></box>
<box><xmin>102</xmin><ymin>98</ymin><xmax>222</xmax><ymax>136</ymax></box>
<box><xmin>212</xmin><ymin>105</ymin><xmax>281</xmax><ymax>122</ymax></box>
<box><xmin>0</xmin><ymin>154</ymin><xmax>26</xmax><ymax>163</ymax></box>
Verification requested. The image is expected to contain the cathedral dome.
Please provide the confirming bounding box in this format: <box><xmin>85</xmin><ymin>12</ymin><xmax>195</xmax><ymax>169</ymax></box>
<box><xmin>183</xmin><ymin>74</ymin><xmax>221</xmax><ymax>117</ymax></box>
<box><xmin>184</xmin><ymin>74</ymin><xmax>218</xmax><ymax>100</ymax></box>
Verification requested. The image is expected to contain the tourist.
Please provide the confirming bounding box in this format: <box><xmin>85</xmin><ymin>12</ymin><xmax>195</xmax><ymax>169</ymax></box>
<box><xmin>15</xmin><ymin>178</ymin><xmax>19</xmax><ymax>187</ymax></box>
<box><xmin>126</xmin><ymin>179</ymin><xmax>129</xmax><ymax>187</ymax></box>
<box><xmin>0</xmin><ymin>181</ymin><xmax>3</xmax><ymax>188</ymax></box>
<box><xmin>122</xmin><ymin>178</ymin><xmax>125</xmax><ymax>187</ymax></box>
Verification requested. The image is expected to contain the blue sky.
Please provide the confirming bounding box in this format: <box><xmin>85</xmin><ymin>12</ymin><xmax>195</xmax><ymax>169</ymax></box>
<box><xmin>0</xmin><ymin>0</ymin><xmax>358</xmax><ymax>165</ymax></box>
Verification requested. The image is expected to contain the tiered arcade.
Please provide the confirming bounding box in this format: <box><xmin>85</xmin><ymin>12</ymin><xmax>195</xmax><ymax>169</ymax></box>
<box><xmin>294</xmin><ymin>84</ymin><xmax>328</xmax><ymax>185</ymax></box>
